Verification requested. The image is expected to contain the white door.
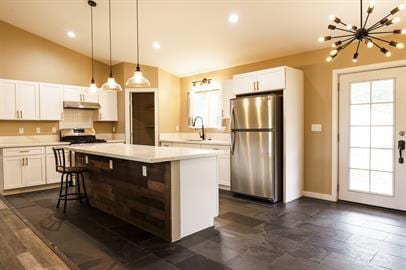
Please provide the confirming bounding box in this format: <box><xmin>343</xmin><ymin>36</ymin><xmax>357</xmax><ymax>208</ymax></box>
<box><xmin>17</xmin><ymin>81</ymin><xmax>39</xmax><ymax>120</ymax></box>
<box><xmin>63</xmin><ymin>85</ymin><xmax>83</xmax><ymax>102</ymax></box>
<box><xmin>24</xmin><ymin>155</ymin><xmax>46</xmax><ymax>187</ymax></box>
<box><xmin>339</xmin><ymin>67</ymin><xmax>406</xmax><ymax>210</ymax></box>
<box><xmin>39</xmin><ymin>83</ymin><xmax>63</xmax><ymax>120</ymax></box>
<box><xmin>0</xmin><ymin>80</ymin><xmax>17</xmax><ymax>119</ymax></box>
<box><xmin>97</xmin><ymin>91</ymin><xmax>118</xmax><ymax>121</ymax></box>
<box><xmin>233</xmin><ymin>72</ymin><xmax>257</xmax><ymax>95</ymax></box>
<box><xmin>256</xmin><ymin>68</ymin><xmax>285</xmax><ymax>92</ymax></box>
<box><xmin>3</xmin><ymin>157</ymin><xmax>24</xmax><ymax>190</ymax></box>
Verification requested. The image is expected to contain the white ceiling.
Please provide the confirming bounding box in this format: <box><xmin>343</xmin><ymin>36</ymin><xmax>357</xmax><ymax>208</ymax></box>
<box><xmin>0</xmin><ymin>0</ymin><xmax>405</xmax><ymax>77</ymax></box>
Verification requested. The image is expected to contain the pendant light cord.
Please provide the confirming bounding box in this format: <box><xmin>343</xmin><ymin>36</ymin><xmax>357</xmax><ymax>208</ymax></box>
<box><xmin>109</xmin><ymin>0</ymin><xmax>113</xmax><ymax>76</ymax></box>
<box><xmin>136</xmin><ymin>0</ymin><xmax>140</xmax><ymax>69</ymax></box>
<box><xmin>360</xmin><ymin>0</ymin><xmax>363</xmax><ymax>27</ymax></box>
<box><xmin>91</xmin><ymin>4</ymin><xmax>95</xmax><ymax>82</ymax></box>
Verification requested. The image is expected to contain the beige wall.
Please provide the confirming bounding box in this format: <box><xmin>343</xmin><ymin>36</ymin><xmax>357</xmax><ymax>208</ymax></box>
<box><xmin>0</xmin><ymin>20</ymin><xmax>114</xmax><ymax>135</ymax></box>
<box><xmin>158</xmin><ymin>69</ymin><xmax>181</xmax><ymax>133</ymax></box>
<box><xmin>180</xmin><ymin>34</ymin><xmax>406</xmax><ymax>195</ymax></box>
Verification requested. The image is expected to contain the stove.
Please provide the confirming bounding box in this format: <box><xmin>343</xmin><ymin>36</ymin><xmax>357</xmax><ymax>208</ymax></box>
<box><xmin>60</xmin><ymin>128</ymin><xmax>107</xmax><ymax>144</ymax></box>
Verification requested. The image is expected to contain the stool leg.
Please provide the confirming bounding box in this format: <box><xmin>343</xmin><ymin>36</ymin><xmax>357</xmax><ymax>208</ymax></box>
<box><xmin>63</xmin><ymin>173</ymin><xmax>70</xmax><ymax>213</ymax></box>
<box><xmin>76</xmin><ymin>172</ymin><xmax>82</xmax><ymax>204</ymax></box>
<box><xmin>80</xmin><ymin>173</ymin><xmax>90</xmax><ymax>206</ymax></box>
<box><xmin>56</xmin><ymin>173</ymin><xmax>65</xmax><ymax>208</ymax></box>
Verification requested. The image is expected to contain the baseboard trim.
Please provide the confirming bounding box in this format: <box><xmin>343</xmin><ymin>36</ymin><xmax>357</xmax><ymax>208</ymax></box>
<box><xmin>303</xmin><ymin>191</ymin><xmax>336</xmax><ymax>202</ymax></box>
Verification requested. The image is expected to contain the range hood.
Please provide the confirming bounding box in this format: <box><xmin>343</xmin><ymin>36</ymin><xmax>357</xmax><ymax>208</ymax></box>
<box><xmin>63</xmin><ymin>101</ymin><xmax>101</xmax><ymax>110</ymax></box>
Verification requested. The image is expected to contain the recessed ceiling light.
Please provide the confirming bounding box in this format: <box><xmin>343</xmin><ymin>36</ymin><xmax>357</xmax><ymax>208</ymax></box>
<box><xmin>228</xmin><ymin>13</ymin><xmax>239</xmax><ymax>24</ymax></box>
<box><xmin>67</xmin><ymin>31</ymin><xmax>76</xmax><ymax>38</ymax></box>
<box><xmin>152</xmin><ymin>41</ymin><xmax>161</xmax><ymax>49</ymax></box>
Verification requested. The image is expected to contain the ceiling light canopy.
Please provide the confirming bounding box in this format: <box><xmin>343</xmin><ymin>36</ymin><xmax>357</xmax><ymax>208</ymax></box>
<box><xmin>126</xmin><ymin>0</ymin><xmax>150</xmax><ymax>88</ymax></box>
<box><xmin>101</xmin><ymin>0</ymin><xmax>122</xmax><ymax>92</ymax></box>
<box><xmin>228</xmin><ymin>13</ymin><xmax>239</xmax><ymax>24</ymax></box>
<box><xmin>319</xmin><ymin>0</ymin><xmax>405</xmax><ymax>63</ymax></box>
<box><xmin>88</xmin><ymin>0</ymin><xmax>98</xmax><ymax>93</ymax></box>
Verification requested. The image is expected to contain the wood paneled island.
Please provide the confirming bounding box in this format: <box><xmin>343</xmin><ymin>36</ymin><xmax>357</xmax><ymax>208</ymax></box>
<box><xmin>64</xmin><ymin>143</ymin><xmax>219</xmax><ymax>242</ymax></box>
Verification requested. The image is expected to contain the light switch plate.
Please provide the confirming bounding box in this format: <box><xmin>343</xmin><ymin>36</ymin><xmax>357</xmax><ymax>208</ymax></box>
<box><xmin>142</xmin><ymin>165</ymin><xmax>147</xmax><ymax>177</ymax></box>
<box><xmin>175</xmin><ymin>125</ymin><xmax>179</xmax><ymax>132</ymax></box>
<box><xmin>112</xmin><ymin>126</ymin><xmax>116</xmax><ymax>133</ymax></box>
<box><xmin>52</xmin><ymin>127</ymin><xmax>57</xmax><ymax>133</ymax></box>
<box><xmin>18</xmin><ymin>128</ymin><xmax>24</xmax><ymax>134</ymax></box>
<box><xmin>36</xmin><ymin>127</ymin><xmax>41</xmax><ymax>134</ymax></box>
<box><xmin>311</xmin><ymin>124</ymin><xmax>322</xmax><ymax>132</ymax></box>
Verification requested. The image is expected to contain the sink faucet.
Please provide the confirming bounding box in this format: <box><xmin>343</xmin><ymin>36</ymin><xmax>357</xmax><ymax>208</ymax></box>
<box><xmin>192</xmin><ymin>116</ymin><xmax>205</xmax><ymax>140</ymax></box>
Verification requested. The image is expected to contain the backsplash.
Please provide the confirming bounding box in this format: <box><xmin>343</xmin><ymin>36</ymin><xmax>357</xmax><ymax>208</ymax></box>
<box><xmin>59</xmin><ymin>109</ymin><xmax>94</xmax><ymax>129</ymax></box>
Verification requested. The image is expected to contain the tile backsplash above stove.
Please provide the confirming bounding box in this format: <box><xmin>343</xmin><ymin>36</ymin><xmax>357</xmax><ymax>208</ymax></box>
<box><xmin>59</xmin><ymin>109</ymin><xmax>94</xmax><ymax>129</ymax></box>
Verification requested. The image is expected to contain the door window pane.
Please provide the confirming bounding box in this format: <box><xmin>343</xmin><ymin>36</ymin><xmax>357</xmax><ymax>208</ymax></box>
<box><xmin>351</xmin><ymin>104</ymin><xmax>370</xmax><ymax>126</ymax></box>
<box><xmin>371</xmin><ymin>103</ymin><xmax>393</xmax><ymax>126</ymax></box>
<box><xmin>351</xmin><ymin>82</ymin><xmax>370</xmax><ymax>104</ymax></box>
<box><xmin>371</xmin><ymin>171</ymin><xmax>393</xmax><ymax>196</ymax></box>
<box><xmin>372</xmin><ymin>80</ymin><xmax>393</xmax><ymax>103</ymax></box>
<box><xmin>350</xmin><ymin>148</ymin><xmax>370</xmax><ymax>169</ymax></box>
<box><xmin>350</xmin><ymin>127</ymin><xmax>370</xmax><ymax>147</ymax></box>
<box><xmin>371</xmin><ymin>127</ymin><xmax>393</xmax><ymax>149</ymax></box>
<box><xmin>371</xmin><ymin>149</ymin><xmax>393</xmax><ymax>172</ymax></box>
<box><xmin>349</xmin><ymin>169</ymin><xmax>370</xmax><ymax>192</ymax></box>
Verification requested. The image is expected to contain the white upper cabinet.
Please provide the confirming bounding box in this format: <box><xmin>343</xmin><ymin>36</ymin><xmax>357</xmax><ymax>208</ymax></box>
<box><xmin>96</xmin><ymin>90</ymin><xmax>118</xmax><ymax>121</ymax></box>
<box><xmin>256</xmin><ymin>67</ymin><xmax>285</xmax><ymax>92</ymax></box>
<box><xmin>83</xmin><ymin>89</ymin><xmax>99</xmax><ymax>103</ymax></box>
<box><xmin>0</xmin><ymin>80</ymin><xmax>18</xmax><ymax>119</ymax></box>
<box><xmin>63</xmin><ymin>85</ymin><xmax>83</xmax><ymax>102</ymax></box>
<box><xmin>221</xmin><ymin>80</ymin><xmax>235</xmax><ymax>119</ymax></box>
<box><xmin>233</xmin><ymin>72</ymin><xmax>257</xmax><ymax>95</ymax></box>
<box><xmin>0</xmin><ymin>79</ymin><xmax>39</xmax><ymax>120</ymax></box>
<box><xmin>233</xmin><ymin>67</ymin><xmax>286</xmax><ymax>95</ymax></box>
<box><xmin>17</xmin><ymin>81</ymin><xmax>39</xmax><ymax>120</ymax></box>
<box><xmin>39</xmin><ymin>83</ymin><xmax>63</xmax><ymax>120</ymax></box>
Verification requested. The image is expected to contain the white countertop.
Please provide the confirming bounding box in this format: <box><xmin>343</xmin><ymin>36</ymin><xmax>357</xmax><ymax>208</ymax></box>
<box><xmin>160</xmin><ymin>138</ymin><xmax>230</xmax><ymax>146</ymax></box>
<box><xmin>0</xmin><ymin>141</ymin><xmax>71</xmax><ymax>149</ymax></box>
<box><xmin>64</xmin><ymin>143</ymin><xmax>220</xmax><ymax>163</ymax></box>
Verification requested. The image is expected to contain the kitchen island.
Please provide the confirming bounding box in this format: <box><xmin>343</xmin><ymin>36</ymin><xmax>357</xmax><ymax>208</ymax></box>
<box><xmin>64</xmin><ymin>143</ymin><xmax>219</xmax><ymax>242</ymax></box>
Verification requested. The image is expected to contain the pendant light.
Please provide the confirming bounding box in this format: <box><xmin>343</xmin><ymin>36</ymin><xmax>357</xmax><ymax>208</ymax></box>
<box><xmin>88</xmin><ymin>0</ymin><xmax>98</xmax><ymax>93</ymax></box>
<box><xmin>319</xmin><ymin>0</ymin><xmax>405</xmax><ymax>63</ymax></box>
<box><xmin>126</xmin><ymin>0</ymin><xmax>150</xmax><ymax>88</ymax></box>
<box><xmin>101</xmin><ymin>0</ymin><xmax>122</xmax><ymax>91</ymax></box>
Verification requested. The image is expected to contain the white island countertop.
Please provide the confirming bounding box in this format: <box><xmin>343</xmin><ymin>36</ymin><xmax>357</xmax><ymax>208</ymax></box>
<box><xmin>64</xmin><ymin>143</ymin><xmax>220</xmax><ymax>163</ymax></box>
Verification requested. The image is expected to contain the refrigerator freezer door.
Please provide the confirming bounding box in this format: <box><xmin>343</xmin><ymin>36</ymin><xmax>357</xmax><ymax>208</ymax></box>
<box><xmin>231</xmin><ymin>95</ymin><xmax>274</xmax><ymax>130</ymax></box>
<box><xmin>231</xmin><ymin>131</ymin><xmax>274</xmax><ymax>199</ymax></box>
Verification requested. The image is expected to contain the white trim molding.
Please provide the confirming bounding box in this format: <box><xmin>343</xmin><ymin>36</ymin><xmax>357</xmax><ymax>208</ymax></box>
<box><xmin>331</xmin><ymin>60</ymin><xmax>406</xmax><ymax>202</ymax></box>
<box><xmin>303</xmin><ymin>191</ymin><xmax>335</xmax><ymax>202</ymax></box>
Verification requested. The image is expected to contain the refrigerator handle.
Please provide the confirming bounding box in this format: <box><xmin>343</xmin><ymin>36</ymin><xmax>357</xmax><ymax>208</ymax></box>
<box><xmin>231</xmin><ymin>131</ymin><xmax>236</xmax><ymax>155</ymax></box>
<box><xmin>230</xmin><ymin>106</ymin><xmax>235</xmax><ymax>130</ymax></box>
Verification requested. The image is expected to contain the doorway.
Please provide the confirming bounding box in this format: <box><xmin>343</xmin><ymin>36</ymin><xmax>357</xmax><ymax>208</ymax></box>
<box><xmin>131</xmin><ymin>92</ymin><xmax>156</xmax><ymax>146</ymax></box>
<box><xmin>338</xmin><ymin>67</ymin><xmax>406</xmax><ymax>210</ymax></box>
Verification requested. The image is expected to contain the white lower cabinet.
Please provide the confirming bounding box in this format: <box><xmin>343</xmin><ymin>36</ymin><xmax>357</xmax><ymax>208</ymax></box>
<box><xmin>46</xmin><ymin>154</ymin><xmax>60</xmax><ymax>184</ymax></box>
<box><xmin>161</xmin><ymin>142</ymin><xmax>231</xmax><ymax>189</ymax></box>
<box><xmin>3</xmin><ymin>154</ymin><xmax>45</xmax><ymax>190</ymax></box>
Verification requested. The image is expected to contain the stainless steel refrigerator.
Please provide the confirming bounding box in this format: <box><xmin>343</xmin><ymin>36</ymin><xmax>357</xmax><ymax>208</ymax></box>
<box><xmin>230</xmin><ymin>94</ymin><xmax>283</xmax><ymax>202</ymax></box>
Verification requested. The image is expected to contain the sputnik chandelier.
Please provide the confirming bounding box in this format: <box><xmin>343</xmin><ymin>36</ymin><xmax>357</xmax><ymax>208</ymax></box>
<box><xmin>319</xmin><ymin>0</ymin><xmax>406</xmax><ymax>63</ymax></box>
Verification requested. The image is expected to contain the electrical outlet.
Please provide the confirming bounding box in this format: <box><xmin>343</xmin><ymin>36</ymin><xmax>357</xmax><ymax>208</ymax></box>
<box><xmin>18</xmin><ymin>128</ymin><xmax>24</xmax><ymax>134</ymax></box>
<box><xmin>112</xmin><ymin>126</ymin><xmax>116</xmax><ymax>133</ymax></box>
<box><xmin>175</xmin><ymin>125</ymin><xmax>179</xmax><ymax>131</ymax></box>
<box><xmin>311</xmin><ymin>124</ymin><xmax>322</xmax><ymax>132</ymax></box>
<box><xmin>52</xmin><ymin>127</ymin><xmax>57</xmax><ymax>133</ymax></box>
<box><xmin>142</xmin><ymin>165</ymin><xmax>147</xmax><ymax>177</ymax></box>
<box><xmin>36</xmin><ymin>127</ymin><xmax>41</xmax><ymax>134</ymax></box>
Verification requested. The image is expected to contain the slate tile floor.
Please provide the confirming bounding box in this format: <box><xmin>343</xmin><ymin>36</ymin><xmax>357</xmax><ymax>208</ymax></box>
<box><xmin>4</xmin><ymin>188</ymin><xmax>406</xmax><ymax>270</ymax></box>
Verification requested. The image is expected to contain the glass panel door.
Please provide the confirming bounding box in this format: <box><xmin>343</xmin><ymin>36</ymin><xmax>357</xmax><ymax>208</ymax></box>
<box><xmin>339</xmin><ymin>67</ymin><xmax>406</xmax><ymax>210</ymax></box>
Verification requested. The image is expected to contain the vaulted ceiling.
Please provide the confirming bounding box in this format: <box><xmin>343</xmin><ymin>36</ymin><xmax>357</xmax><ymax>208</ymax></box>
<box><xmin>0</xmin><ymin>0</ymin><xmax>405</xmax><ymax>77</ymax></box>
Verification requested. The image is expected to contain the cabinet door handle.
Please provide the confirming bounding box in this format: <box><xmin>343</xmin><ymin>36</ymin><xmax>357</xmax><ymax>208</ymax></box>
<box><xmin>253</xmin><ymin>81</ymin><xmax>256</xmax><ymax>91</ymax></box>
<box><xmin>25</xmin><ymin>157</ymin><xmax>28</xmax><ymax>166</ymax></box>
<box><xmin>22</xmin><ymin>157</ymin><xmax>25</xmax><ymax>166</ymax></box>
<box><xmin>256</xmin><ymin>81</ymin><xmax>259</xmax><ymax>91</ymax></box>
<box><xmin>21</xmin><ymin>110</ymin><xmax>23</xmax><ymax>119</ymax></box>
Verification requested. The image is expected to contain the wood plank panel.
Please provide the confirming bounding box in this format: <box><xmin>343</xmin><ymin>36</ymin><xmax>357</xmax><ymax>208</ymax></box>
<box><xmin>75</xmin><ymin>153</ymin><xmax>172</xmax><ymax>241</ymax></box>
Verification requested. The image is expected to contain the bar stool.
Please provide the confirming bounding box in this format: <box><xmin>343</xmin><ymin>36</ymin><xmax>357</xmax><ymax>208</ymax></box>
<box><xmin>53</xmin><ymin>148</ymin><xmax>90</xmax><ymax>213</ymax></box>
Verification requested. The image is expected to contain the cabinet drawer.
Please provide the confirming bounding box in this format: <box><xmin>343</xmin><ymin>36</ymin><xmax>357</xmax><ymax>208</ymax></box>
<box><xmin>3</xmin><ymin>147</ymin><xmax>44</xmax><ymax>157</ymax></box>
<box><xmin>45</xmin><ymin>145</ymin><xmax>69</xmax><ymax>154</ymax></box>
<box><xmin>160</xmin><ymin>142</ymin><xmax>172</xmax><ymax>147</ymax></box>
<box><xmin>200</xmin><ymin>145</ymin><xmax>230</xmax><ymax>157</ymax></box>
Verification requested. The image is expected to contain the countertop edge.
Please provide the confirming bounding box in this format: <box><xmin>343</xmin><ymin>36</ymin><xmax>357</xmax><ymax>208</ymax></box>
<box><xmin>0</xmin><ymin>142</ymin><xmax>71</xmax><ymax>149</ymax></box>
<box><xmin>160</xmin><ymin>139</ymin><xmax>230</xmax><ymax>146</ymax></box>
<box><xmin>63</xmin><ymin>146</ymin><xmax>220</xmax><ymax>163</ymax></box>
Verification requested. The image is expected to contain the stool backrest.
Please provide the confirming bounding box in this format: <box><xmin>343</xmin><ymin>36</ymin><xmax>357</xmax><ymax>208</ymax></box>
<box><xmin>53</xmin><ymin>148</ymin><xmax>67</xmax><ymax>172</ymax></box>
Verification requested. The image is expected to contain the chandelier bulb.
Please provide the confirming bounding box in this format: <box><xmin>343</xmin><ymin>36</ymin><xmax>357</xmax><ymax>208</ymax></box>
<box><xmin>326</xmin><ymin>56</ymin><xmax>333</xmax><ymax>62</ymax></box>
<box><xmin>396</xmin><ymin>43</ymin><xmax>404</xmax><ymax>49</ymax></box>
<box><xmin>346</xmin><ymin>24</ymin><xmax>353</xmax><ymax>30</ymax></box>
<box><xmin>367</xmin><ymin>41</ymin><xmax>374</xmax><ymax>48</ymax></box>
<box><xmin>402</xmin><ymin>29</ymin><xmax>406</xmax><ymax>34</ymax></box>
<box><xmin>393</xmin><ymin>17</ymin><xmax>401</xmax><ymax>24</ymax></box>
<box><xmin>330</xmin><ymin>49</ymin><xmax>338</xmax><ymax>56</ymax></box>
